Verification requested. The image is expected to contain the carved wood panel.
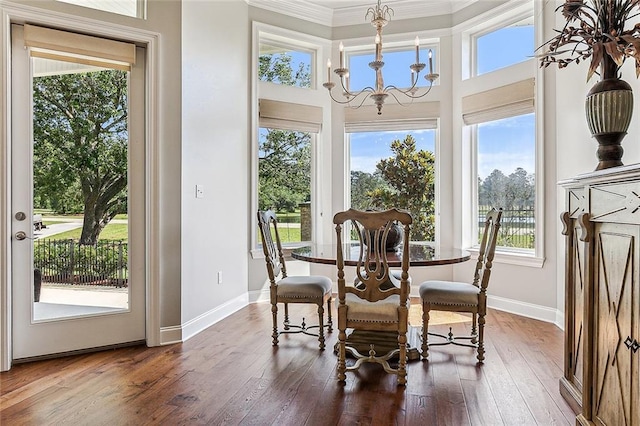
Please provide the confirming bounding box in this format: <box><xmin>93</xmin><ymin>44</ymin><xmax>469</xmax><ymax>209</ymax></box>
<box><xmin>590</xmin><ymin>183</ymin><xmax>640</xmax><ymax>225</ymax></box>
<box><xmin>568</xmin><ymin>188</ymin><xmax>585</xmax><ymax>219</ymax></box>
<box><xmin>593</xmin><ymin>224</ymin><xmax>638</xmax><ymax>426</ymax></box>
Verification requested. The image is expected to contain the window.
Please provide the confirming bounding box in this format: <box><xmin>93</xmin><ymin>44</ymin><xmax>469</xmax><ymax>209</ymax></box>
<box><xmin>463</xmin><ymin>5</ymin><xmax>540</xmax><ymax>261</ymax></box>
<box><xmin>349</xmin><ymin>47</ymin><xmax>437</xmax><ymax>92</ymax></box>
<box><xmin>259</xmin><ymin>39</ymin><xmax>313</xmax><ymax>88</ymax></box>
<box><xmin>258</xmin><ymin>128</ymin><xmax>312</xmax><ymax>244</ymax></box>
<box><xmin>254</xmin><ymin>26</ymin><xmax>325</xmax><ymax>249</ymax></box>
<box><xmin>56</xmin><ymin>0</ymin><xmax>144</xmax><ymax>18</ymax></box>
<box><xmin>475</xmin><ymin>17</ymin><xmax>534</xmax><ymax>75</ymax></box>
<box><xmin>476</xmin><ymin>114</ymin><xmax>535</xmax><ymax>250</ymax></box>
<box><xmin>349</xmin><ymin>129</ymin><xmax>436</xmax><ymax>241</ymax></box>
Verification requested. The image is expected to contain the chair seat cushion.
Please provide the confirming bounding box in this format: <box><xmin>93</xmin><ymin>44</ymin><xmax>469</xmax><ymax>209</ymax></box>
<box><xmin>277</xmin><ymin>275</ymin><xmax>332</xmax><ymax>299</ymax></box>
<box><xmin>345</xmin><ymin>293</ymin><xmax>408</xmax><ymax>323</ymax></box>
<box><xmin>419</xmin><ymin>280</ymin><xmax>480</xmax><ymax>307</ymax></box>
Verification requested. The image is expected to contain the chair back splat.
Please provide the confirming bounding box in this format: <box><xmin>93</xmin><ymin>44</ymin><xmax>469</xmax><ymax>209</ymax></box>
<box><xmin>333</xmin><ymin>208</ymin><xmax>412</xmax><ymax>386</ymax></box>
<box><xmin>257</xmin><ymin>210</ymin><xmax>332</xmax><ymax>350</ymax></box>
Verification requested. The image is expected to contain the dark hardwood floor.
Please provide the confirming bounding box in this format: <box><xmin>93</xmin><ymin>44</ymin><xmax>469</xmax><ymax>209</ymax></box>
<box><xmin>0</xmin><ymin>300</ymin><xmax>575</xmax><ymax>425</ymax></box>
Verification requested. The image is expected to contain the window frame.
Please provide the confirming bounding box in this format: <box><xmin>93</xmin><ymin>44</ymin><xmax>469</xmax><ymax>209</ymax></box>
<box><xmin>461</xmin><ymin>2</ymin><xmax>544</xmax><ymax>267</ymax></box>
<box><xmin>251</xmin><ymin>23</ymin><xmax>330</xmax><ymax>256</ymax></box>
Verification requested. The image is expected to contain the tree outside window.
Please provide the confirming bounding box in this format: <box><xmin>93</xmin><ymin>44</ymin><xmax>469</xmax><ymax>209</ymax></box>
<box><xmin>477</xmin><ymin>114</ymin><xmax>535</xmax><ymax>249</ymax></box>
<box><xmin>350</xmin><ymin>131</ymin><xmax>436</xmax><ymax>242</ymax></box>
<box><xmin>257</xmin><ymin>47</ymin><xmax>312</xmax><ymax>243</ymax></box>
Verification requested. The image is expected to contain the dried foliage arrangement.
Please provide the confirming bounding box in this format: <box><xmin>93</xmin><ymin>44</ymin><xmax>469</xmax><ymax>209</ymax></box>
<box><xmin>539</xmin><ymin>0</ymin><xmax>640</xmax><ymax>81</ymax></box>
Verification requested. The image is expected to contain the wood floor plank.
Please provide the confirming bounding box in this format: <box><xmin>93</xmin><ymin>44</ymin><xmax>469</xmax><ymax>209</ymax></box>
<box><xmin>0</xmin><ymin>303</ymin><xmax>575</xmax><ymax>425</ymax></box>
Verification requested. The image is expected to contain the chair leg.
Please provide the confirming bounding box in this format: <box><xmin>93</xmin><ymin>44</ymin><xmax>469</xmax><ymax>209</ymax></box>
<box><xmin>317</xmin><ymin>303</ymin><xmax>326</xmax><ymax>350</ymax></box>
<box><xmin>326</xmin><ymin>298</ymin><xmax>333</xmax><ymax>332</ymax></box>
<box><xmin>477</xmin><ymin>312</ymin><xmax>486</xmax><ymax>363</ymax></box>
<box><xmin>283</xmin><ymin>303</ymin><xmax>290</xmax><ymax>330</ymax></box>
<box><xmin>271</xmin><ymin>302</ymin><xmax>279</xmax><ymax>346</ymax></box>
<box><xmin>421</xmin><ymin>305</ymin><xmax>430</xmax><ymax>360</ymax></box>
<box><xmin>398</xmin><ymin>330</ymin><xmax>407</xmax><ymax>385</ymax></box>
<box><xmin>471</xmin><ymin>313</ymin><xmax>478</xmax><ymax>344</ymax></box>
<box><xmin>337</xmin><ymin>329</ymin><xmax>347</xmax><ymax>382</ymax></box>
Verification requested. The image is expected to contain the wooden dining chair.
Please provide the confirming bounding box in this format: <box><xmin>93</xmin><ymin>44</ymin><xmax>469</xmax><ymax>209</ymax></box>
<box><xmin>257</xmin><ymin>210</ymin><xmax>333</xmax><ymax>350</ymax></box>
<box><xmin>333</xmin><ymin>208</ymin><xmax>412</xmax><ymax>385</ymax></box>
<box><xmin>419</xmin><ymin>207</ymin><xmax>502</xmax><ymax>362</ymax></box>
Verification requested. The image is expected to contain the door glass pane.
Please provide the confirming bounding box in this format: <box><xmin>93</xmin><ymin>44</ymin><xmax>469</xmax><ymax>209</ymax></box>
<box><xmin>32</xmin><ymin>57</ymin><xmax>130</xmax><ymax>321</ymax></box>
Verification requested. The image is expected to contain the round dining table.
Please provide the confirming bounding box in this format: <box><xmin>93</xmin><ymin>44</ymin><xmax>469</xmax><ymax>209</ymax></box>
<box><xmin>292</xmin><ymin>242</ymin><xmax>471</xmax><ymax>361</ymax></box>
<box><xmin>292</xmin><ymin>242</ymin><xmax>470</xmax><ymax>267</ymax></box>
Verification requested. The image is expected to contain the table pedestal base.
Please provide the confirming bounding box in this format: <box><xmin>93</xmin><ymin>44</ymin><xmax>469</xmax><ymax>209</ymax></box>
<box><xmin>333</xmin><ymin>328</ymin><xmax>422</xmax><ymax>361</ymax></box>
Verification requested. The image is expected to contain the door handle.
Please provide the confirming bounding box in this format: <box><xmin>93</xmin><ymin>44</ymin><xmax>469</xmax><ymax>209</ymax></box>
<box><xmin>15</xmin><ymin>231</ymin><xmax>27</xmax><ymax>240</ymax></box>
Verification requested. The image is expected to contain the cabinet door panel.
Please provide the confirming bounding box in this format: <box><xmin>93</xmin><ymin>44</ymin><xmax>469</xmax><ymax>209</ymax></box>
<box><xmin>570</xmin><ymin>222</ymin><xmax>585</xmax><ymax>390</ymax></box>
<box><xmin>593</xmin><ymin>224</ymin><xmax>637</xmax><ymax>426</ymax></box>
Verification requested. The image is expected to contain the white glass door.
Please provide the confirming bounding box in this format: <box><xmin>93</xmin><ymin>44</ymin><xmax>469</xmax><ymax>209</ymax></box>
<box><xmin>11</xmin><ymin>24</ymin><xmax>146</xmax><ymax>360</ymax></box>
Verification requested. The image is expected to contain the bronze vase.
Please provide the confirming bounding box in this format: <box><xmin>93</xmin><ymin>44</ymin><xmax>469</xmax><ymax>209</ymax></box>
<box><xmin>585</xmin><ymin>77</ymin><xmax>633</xmax><ymax>170</ymax></box>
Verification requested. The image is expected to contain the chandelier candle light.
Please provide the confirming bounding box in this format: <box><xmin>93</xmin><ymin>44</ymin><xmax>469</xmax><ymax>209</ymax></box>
<box><xmin>323</xmin><ymin>0</ymin><xmax>439</xmax><ymax>115</ymax></box>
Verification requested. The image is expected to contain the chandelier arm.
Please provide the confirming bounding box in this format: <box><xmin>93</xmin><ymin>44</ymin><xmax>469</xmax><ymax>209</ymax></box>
<box><xmin>384</xmin><ymin>82</ymin><xmax>434</xmax><ymax>100</ymax></box>
<box><xmin>384</xmin><ymin>90</ymin><xmax>411</xmax><ymax>107</ymax></box>
<box><xmin>347</xmin><ymin>94</ymin><xmax>371</xmax><ymax>110</ymax></box>
<box><xmin>326</xmin><ymin>89</ymin><xmax>358</xmax><ymax>105</ymax></box>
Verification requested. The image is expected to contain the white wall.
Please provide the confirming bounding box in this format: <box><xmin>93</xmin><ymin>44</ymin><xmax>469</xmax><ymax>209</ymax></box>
<box><xmin>180</xmin><ymin>0</ymin><xmax>250</xmax><ymax>336</ymax></box>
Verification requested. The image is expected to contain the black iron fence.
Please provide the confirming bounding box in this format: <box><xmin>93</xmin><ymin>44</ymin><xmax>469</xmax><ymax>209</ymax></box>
<box><xmin>479</xmin><ymin>207</ymin><xmax>535</xmax><ymax>249</ymax></box>
<box><xmin>34</xmin><ymin>239</ymin><xmax>128</xmax><ymax>287</ymax></box>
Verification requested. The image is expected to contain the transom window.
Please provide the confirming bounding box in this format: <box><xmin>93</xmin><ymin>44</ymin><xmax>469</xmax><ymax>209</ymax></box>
<box><xmin>475</xmin><ymin>17</ymin><xmax>534</xmax><ymax>76</ymax></box>
<box><xmin>259</xmin><ymin>40</ymin><xmax>313</xmax><ymax>88</ymax></box>
<box><xmin>349</xmin><ymin>48</ymin><xmax>437</xmax><ymax>92</ymax></box>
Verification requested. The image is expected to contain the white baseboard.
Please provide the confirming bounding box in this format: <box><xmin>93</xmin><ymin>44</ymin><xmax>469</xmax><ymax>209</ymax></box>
<box><xmin>160</xmin><ymin>326</ymin><xmax>182</xmax><ymax>345</ymax></box>
<box><xmin>160</xmin><ymin>293</ymin><xmax>249</xmax><ymax>345</ymax></box>
<box><xmin>161</xmin><ymin>291</ymin><xmax>563</xmax><ymax>346</ymax></box>
<box><xmin>487</xmin><ymin>294</ymin><xmax>560</xmax><ymax>325</ymax></box>
<box><xmin>248</xmin><ymin>288</ymin><xmax>270</xmax><ymax>304</ymax></box>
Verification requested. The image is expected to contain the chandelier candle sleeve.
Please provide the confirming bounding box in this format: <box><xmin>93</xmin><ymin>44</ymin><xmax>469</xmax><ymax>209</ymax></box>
<box><xmin>415</xmin><ymin>37</ymin><xmax>420</xmax><ymax>64</ymax></box>
<box><xmin>327</xmin><ymin>59</ymin><xmax>331</xmax><ymax>82</ymax></box>
<box><xmin>339</xmin><ymin>42</ymin><xmax>344</xmax><ymax>69</ymax></box>
<box><xmin>428</xmin><ymin>50</ymin><xmax>433</xmax><ymax>74</ymax></box>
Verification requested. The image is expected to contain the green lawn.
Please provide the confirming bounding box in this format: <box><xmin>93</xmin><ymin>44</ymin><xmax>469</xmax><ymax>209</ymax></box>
<box><xmin>50</xmin><ymin>224</ymin><xmax>129</xmax><ymax>241</ymax></box>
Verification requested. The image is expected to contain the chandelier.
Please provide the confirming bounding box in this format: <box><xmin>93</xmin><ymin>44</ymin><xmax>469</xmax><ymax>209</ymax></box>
<box><xmin>323</xmin><ymin>0</ymin><xmax>439</xmax><ymax>115</ymax></box>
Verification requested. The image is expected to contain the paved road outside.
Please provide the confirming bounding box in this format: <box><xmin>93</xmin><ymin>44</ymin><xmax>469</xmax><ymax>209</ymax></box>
<box><xmin>34</xmin><ymin>217</ymin><xmax>128</xmax><ymax>239</ymax></box>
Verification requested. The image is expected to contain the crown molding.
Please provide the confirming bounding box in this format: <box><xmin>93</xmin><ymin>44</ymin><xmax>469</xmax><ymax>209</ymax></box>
<box><xmin>247</xmin><ymin>0</ymin><xmax>479</xmax><ymax>27</ymax></box>
<box><xmin>246</xmin><ymin>0</ymin><xmax>334</xmax><ymax>26</ymax></box>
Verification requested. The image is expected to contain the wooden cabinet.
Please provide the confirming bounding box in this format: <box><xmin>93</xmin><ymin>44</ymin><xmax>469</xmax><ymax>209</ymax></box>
<box><xmin>561</xmin><ymin>166</ymin><xmax>640</xmax><ymax>426</ymax></box>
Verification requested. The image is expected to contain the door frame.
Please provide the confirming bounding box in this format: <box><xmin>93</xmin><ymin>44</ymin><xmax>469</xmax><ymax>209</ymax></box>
<box><xmin>0</xmin><ymin>4</ymin><xmax>162</xmax><ymax>371</ymax></box>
